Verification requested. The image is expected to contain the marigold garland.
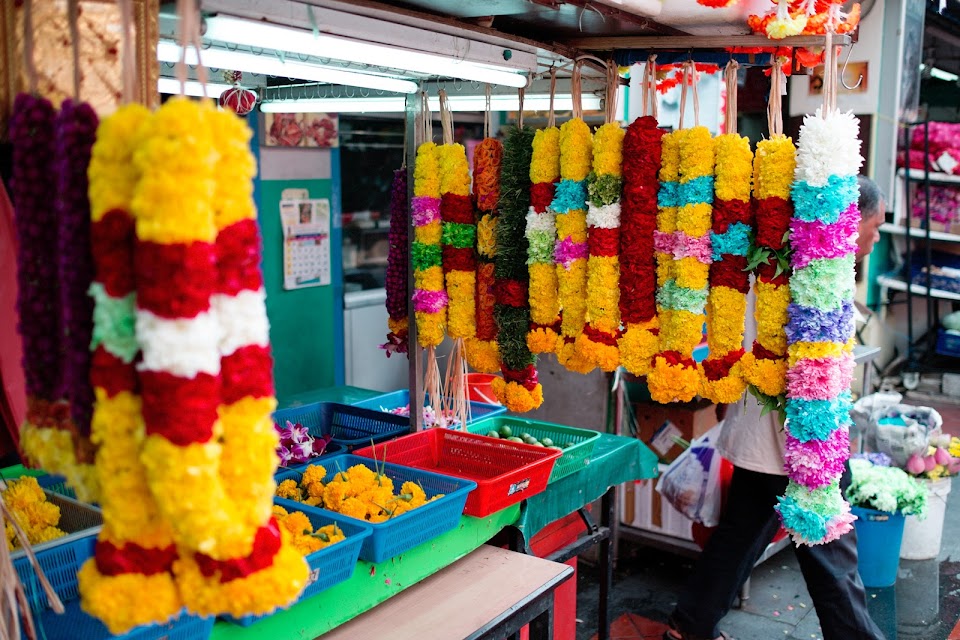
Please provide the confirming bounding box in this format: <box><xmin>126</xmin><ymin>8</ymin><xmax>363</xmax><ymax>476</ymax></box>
<box><xmin>412</xmin><ymin>142</ymin><xmax>446</xmax><ymax>348</ymax></box>
<box><xmin>78</xmin><ymin>104</ymin><xmax>183</xmax><ymax>634</ymax></box>
<box><xmin>554</xmin><ymin>118</ymin><xmax>594</xmax><ymax>373</ymax></box>
<box><xmin>526</xmin><ymin>127</ymin><xmax>562</xmax><ymax>355</ymax></box>
<box><xmin>776</xmin><ymin>108</ymin><xmax>862</xmax><ymax>546</ymax></box>
<box><xmin>382</xmin><ymin>169</ymin><xmax>409</xmax><ymax>356</ymax></box>
<box><xmin>700</xmin><ymin>132</ymin><xmax>753</xmax><ymax>403</ymax></box>
<box><xmin>618</xmin><ymin>116</ymin><xmax>664</xmax><ymax>376</ymax></box>
<box><xmin>741</xmin><ymin>135</ymin><xmax>796</xmax><ymax>400</ymax></box>
<box><xmin>575</xmin><ymin>122</ymin><xmax>625</xmax><ymax>372</ymax></box>
<box><xmin>747</xmin><ymin>0</ymin><xmax>861</xmax><ymax>38</ymax></box>
<box><xmin>440</xmin><ymin>143</ymin><xmax>476</xmax><ymax>341</ymax></box>
<box><xmin>493</xmin><ymin>126</ymin><xmax>543</xmax><ymax>412</ymax></box>
<box><xmin>466</xmin><ymin>138</ymin><xmax>503</xmax><ymax>373</ymax></box>
<box><xmin>649</xmin><ymin>127</ymin><xmax>714</xmax><ymax>403</ymax></box>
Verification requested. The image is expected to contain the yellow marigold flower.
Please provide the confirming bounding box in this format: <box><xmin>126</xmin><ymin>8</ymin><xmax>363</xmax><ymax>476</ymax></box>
<box><xmin>660</xmin><ymin>131</ymin><xmax>682</xmax><ymax>183</ymax></box>
<box><xmin>679</xmin><ymin>127</ymin><xmax>715</xmax><ymax>181</ymax></box>
<box><xmin>657</xmin><ymin>207</ymin><xmax>678</xmax><ymax>235</ymax></box>
<box><xmin>656</xmin><ymin>257</ymin><xmax>673</xmax><ymax>287</ymax></box>
<box><xmin>529</xmin><ymin>263</ymin><xmax>561</xmax><ymax>326</ymax></box>
<box><xmin>557</xmin><ymin>259</ymin><xmax>588</xmax><ymax>337</ymax></box>
<box><xmin>492</xmin><ymin>378</ymin><xmax>544</xmax><ymax>413</ymax></box>
<box><xmin>787</xmin><ymin>342</ymin><xmax>845</xmax><ymax>365</ymax></box>
<box><xmin>446</xmin><ymin>270</ymin><xmax>477</xmax><ymax>339</ymax></box>
<box><xmin>659</xmin><ymin>309</ymin><xmax>705</xmax><ymax>354</ymax></box>
<box><xmin>272</xmin><ymin>505</ymin><xmax>289</xmax><ymax>518</ymax></box>
<box><xmin>555</xmin><ymin>210</ymin><xmax>588</xmax><ymax>243</ymax></box>
<box><xmin>755</xmin><ymin>280</ymin><xmax>790</xmax><ymax>355</ymax></box>
<box><xmin>674</xmin><ymin>257</ymin><xmax>709</xmax><ymax>290</ymax></box>
<box><xmin>78</xmin><ymin>560</ymin><xmax>182</xmax><ymax>635</ymax></box>
<box><xmin>313</xmin><ymin>524</ymin><xmax>345</xmax><ymax>549</ymax></box>
<box><xmin>465</xmin><ymin>338</ymin><xmax>500</xmax><ymax>373</ymax></box>
<box><xmin>754</xmin><ymin>135</ymin><xmax>796</xmax><ymax>200</ymax></box>
<box><xmin>300</xmin><ymin>464</ymin><xmax>326</xmax><ymax>488</ymax></box>
<box><xmin>648</xmin><ymin>356</ymin><xmax>700</xmax><ymax>404</ymax></box>
<box><xmin>210</xmin><ymin>108</ymin><xmax>257</xmax><ymax>229</ymax></box>
<box><xmin>557</xmin><ymin>341</ymin><xmax>596</xmax><ymax>374</ymax></box>
<box><xmin>276</xmin><ymin>479</ymin><xmax>302</xmax><ymax>501</ymax></box>
<box><xmin>575</xmin><ymin>333</ymin><xmax>620</xmax><ymax>372</ymax></box>
<box><xmin>592</xmin><ymin>123</ymin><xmax>625</xmax><ymax>177</ymax></box>
<box><xmin>89</xmin><ymin>103</ymin><xmax>150</xmax><ymax>223</ymax></box>
<box><xmin>741</xmin><ymin>353</ymin><xmax>788</xmax><ymax>397</ymax></box>
<box><xmin>707</xmin><ymin>286</ymin><xmax>748</xmax><ymax>355</ymax></box>
<box><xmin>439</xmin><ymin>144</ymin><xmax>471</xmax><ymax>197</ymax></box>
<box><xmin>414</xmin><ymin>220</ymin><xmax>442</xmax><ymax>245</ymax></box>
<box><xmin>531</xmin><ymin>127</ymin><xmax>561</xmax><ymax>183</ymax></box>
<box><xmin>619</xmin><ymin>319</ymin><xmax>660</xmax><ymax>377</ymax></box>
<box><xmin>477</xmin><ymin>214</ymin><xmax>498</xmax><ymax>258</ymax></box>
<box><xmin>527</xmin><ymin>328</ymin><xmax>559</xmax><ymax>355</ymax></box>
<box><xmin>416</xmin><ymin>310</ymin><xmax>446</xmax><ymax>348</ymax></box>
<box><xmin>279</xmin><ymin>511</ymin><xmax>313</xmax><ymax>537</ymax></box>
<box><xmin>401</xmin><ymin>481</ymin><xmax>427</xmax><ymax>504</ymax></box>
<box><xmin>677</xmin><ymin>202</ymin><xmax>712</xmax><ymax>238</ymax></box>
<box><xmin>339</xmin><ymin>497</ymin><xmax>369</xmax><ymax>520</ymax></box>
<box><xmin>714</xmin><ymin>134</ymin><xmax>752</xmax><ymax>203</ymax></box>
<box><xmin>414</xmin><ymin>142</ymin><xmax>441</xmax><ymax>198</ymax></box>
<box><xmin>2</xmin><ymin>476</ymin><xmax>46</xmax><ymax>511</ymax></box>
<box><xmin>292</xmin><ymin>535</ymin><xmax>323</xmax><ymax>556</ymax></box>
<box><xmin>560</xmin><ymin>118</ymin><xmax>593</xmax><ymax>181</ymax></box>
<box><xmin>414</xmin><ymin>265</ymin><xmax>444</xmax><ymax>292</ymax></box>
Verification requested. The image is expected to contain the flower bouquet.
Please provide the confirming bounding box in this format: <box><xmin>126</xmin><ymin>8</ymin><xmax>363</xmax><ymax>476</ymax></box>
<box><xmin>846</xmin><ymin>457</ymin><xmax>928</xmax><ymax>517</ymax></box>
<box><xmin>904</xmin><ymin>435</ymin><xmax>960</xmax><ymax>480</ymax></box>
<box><xmin>276</xmin><ymin>420</ymin><xmax>333</xmax><ymax>467</ymax></box>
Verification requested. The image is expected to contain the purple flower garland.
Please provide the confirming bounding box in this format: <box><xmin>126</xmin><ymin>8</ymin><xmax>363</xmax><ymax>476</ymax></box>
<box><xmin>55</xmin><ymin>99</ymin><xmax>99</xmax><ymax>434</ymax></box>
<box><xmin>382</xmin><ymin>168</ymin><xmax>409</xmax><ymax>356</ymax></box>
<box><xmin>10</xmin><ymin>93</ymin><xmax>61</xmax><ymax>404</ymax></box>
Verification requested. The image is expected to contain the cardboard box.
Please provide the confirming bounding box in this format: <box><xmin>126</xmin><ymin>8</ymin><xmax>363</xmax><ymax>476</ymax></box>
<box><xmin>633</xmin><ymin>398</ymin><xmax>718</xmax><ymax>463</ymax></box>
<box><xmin>619</xmin><ymin>467</ymin><xmax>694</xmax><ymax>542</ymax></box>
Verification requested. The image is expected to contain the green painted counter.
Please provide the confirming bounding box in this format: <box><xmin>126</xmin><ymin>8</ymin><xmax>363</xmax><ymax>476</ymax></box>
<box><xmin>514</xmin><ymin>433</ymin><xmax>659</xmax><ymax>540</ymax></box>
<box><xmin>209</xmin><ymin>505</ymin><xmax>520</xmax><ymax>640</ymax></box>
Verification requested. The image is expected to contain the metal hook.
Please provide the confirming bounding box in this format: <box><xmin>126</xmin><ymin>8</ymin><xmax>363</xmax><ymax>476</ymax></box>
<box><xmin>840</xmin><ymin>44</ymin><xmax>863</xmax><ymax>90</ymax></box>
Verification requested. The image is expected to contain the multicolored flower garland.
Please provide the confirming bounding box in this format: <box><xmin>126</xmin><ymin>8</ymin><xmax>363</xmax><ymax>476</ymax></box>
<box><xmin>382</xmin><ymin>169</ymin><xmax>409</xmax><ymax>356</ymax></box>
<box><xmin>526</xmin><ymin>127</ymin><xmax>562</xmax><ymax>356</ymax></box>
<box><xmin>700</xmin><ymin>74</ymin><xmax>753</xmax><ymax>404</ymax></box>
<box><xmin>411</xmin><ymin>142</ymin><xmax>447</xmax><ymax>348</ymax></box>
<box><xmin>554</xmin><ymin>118</ymin><xmax>594</xmax><ymax>373</ymax></box>
<box><xmin>440</xmin><ymin>143</ymin><xmax>476</xmax><ymax>341</ymax></box>
<box><xmin>740</xmin><ymin>135</ymin><xmax>796</xmax><ymax>401</ymax></box>
<box><xmin>131</xmin><ymin>98</ymin><xmax>305</xmax><ymax>616</ymax></box>
<box><xmin>649</xmin><ymin>123</ymin><xmax>715</xmax><ymax>403</ymax></box>
<box><xmin>492</xmin><ymin>126</ymin><xmax>544</xmax><ymax>412</ymax></box>
<box><xmin>79</xmin><ymin>104</ymin><xmax>182</xmax><ymax>634</ymax></box>
<box><xmin>466</xmin><ymin>138</ymin><xmax>503</xmax><ymax>373</ymax></box>
<box><xmin>575</xmin><ymin>122</ymin><xmax>625</xmax><ymax>372</ymax></box>
<box><xmin>775</xmin><ymin>107</ymin><xmax>862</xmax><ymax>546</ymax></box>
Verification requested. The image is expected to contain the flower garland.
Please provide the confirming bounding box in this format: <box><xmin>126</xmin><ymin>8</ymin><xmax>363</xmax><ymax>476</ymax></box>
<box><xmin>553</xmin><ymin>118</ymin><xmax>594</xmax><ymax>373</ymax></box>
<box><xmin>466</xmin><ymin>137</ymin><xmax>504</xmax><ymax>373</ymax></box>
<box><xmin>575</xmin><ymin>122</ymin><xmax>625</xmax><ymax>372</ymax></box>
<box><xmin>618</xmin><ymin>116</ymin><xmax>664</xmax><ymax>376</ymax></box>
<box><xmin>411</xmin><ymin>142</ymin><xmax>447</xmax><ymax>348</ymax></box>
<box><xmin>775</xmin><ymin>108</ymin><xmax>862</xmax><ymax>546</ymax></box>
<box><xmin>382</xmin><ymin>169</ymin><xmax>409</xmax><ymax>356</ymax></box>
<box><xmin>440</xmin><ymin>143</ymin><xmax>476</xmax><ymax>341</ymax></box>
<box><xmin>131</xmin><ymin>98</ymin><xmax>306</xmax><ymax>616</ymax></box>
<box><xmin>700</xmin><ymin>112</ymin><xmax>753</xmax><ymax>403</ymax></box>
<box><xmin>747</xmin><ymin>0</ymin><xmax>860</xmax><ymax>38</ymax></box>
<box><xmin>492</xmin><ymin>126</ymin><xmax>544</xmax><ymax>412</ymax></box>
<box><xmin>78</xmin><ymin>104</ymin><xmax>182</xmax><ymax>634</ymax></box>
<box><xmin>740</xmin><ymin>136</ymin><xmax>796</xmax><ymax>402</ymax></box>
<box><xmin>526</xmin><ymin>127</ymin><xmax>562</xmax><ymax>355</ymax></box>
<box><xmin>648</xmin><ymin>125</ymin><xmax>715</xmax><ymax>403</ymax></box>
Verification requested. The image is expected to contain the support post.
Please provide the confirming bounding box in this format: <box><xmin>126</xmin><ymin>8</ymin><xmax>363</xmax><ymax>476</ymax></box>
<box><xmin>405</xmin><ymin>91</ymin><xmax>423</xmax><ymax>431</ymax></box>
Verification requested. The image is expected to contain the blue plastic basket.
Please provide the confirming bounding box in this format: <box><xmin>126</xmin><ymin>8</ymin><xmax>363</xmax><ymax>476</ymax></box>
<box><xmin>225</xmin><ymin>502</ymin><xmax>371</xmax><ymax>626</ymax></box>
<box><xmin>936</xmin><ymin>329</ymin><xmax>960</xmax><ymax>358</ymax></box>
<box><xmin>351</xmin><ymin>390</ymin><xmax>506</xmax><ymax>427</ymax></box>
<box><xmin>272</xmin><ymin>402</ymin><xmax>410</xmax><ymax>451</ymax></box>
<box><xmin>276</xmin><ymin>455</ymin><xmax>476</xmax><ymax>563</ymax></box>
<box><xmin>35</xmin><ymin>473</ymin><xmax>78</xmax><ymax>500</ymax></box>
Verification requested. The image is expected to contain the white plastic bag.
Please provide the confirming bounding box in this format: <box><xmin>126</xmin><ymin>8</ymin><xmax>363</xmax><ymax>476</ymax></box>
<box><xmin>655</xmin><ymin>422</ymin><xmax>724</xmax><ymax>527</ymax></box>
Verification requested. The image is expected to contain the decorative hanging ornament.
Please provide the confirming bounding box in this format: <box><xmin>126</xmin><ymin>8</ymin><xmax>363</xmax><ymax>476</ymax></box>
<box><xmin>219</xmin><ymin>71</ymin><xmax>258</xmax><ymax>116</ymax></box>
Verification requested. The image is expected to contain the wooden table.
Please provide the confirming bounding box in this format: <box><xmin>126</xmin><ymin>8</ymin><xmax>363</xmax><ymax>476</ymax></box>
<box><xmin>322</xmin><ymin>545</ymin><xmax>574</xmax><ymax>640</ymax></box>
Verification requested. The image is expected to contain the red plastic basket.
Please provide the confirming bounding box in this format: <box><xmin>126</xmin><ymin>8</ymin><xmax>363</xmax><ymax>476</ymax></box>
<box><xmin>354</xmin><ymin>429</ymin><xmax>560</xmax><ymax>517</ymax></box>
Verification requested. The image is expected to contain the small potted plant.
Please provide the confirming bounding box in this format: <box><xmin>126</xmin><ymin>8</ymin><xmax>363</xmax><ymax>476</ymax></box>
<box><xmin>899</xmin><ymin>435</ymin><xmax>960</xmax><ymax>559</ymax></box>
<box><xmin>846</xmin><ymin>457</ymin><xmax>928</xmax><ymax>588</ymax></box>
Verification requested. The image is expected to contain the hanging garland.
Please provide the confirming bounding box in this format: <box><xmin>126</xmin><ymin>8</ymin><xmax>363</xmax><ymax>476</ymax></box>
<box><xmin>776</xmin><ymin>39</ymin><xmax>861</xmax><ymax>545</ymax></box>
<box><xmin>576</xmin><ymin>64</ymin><xmax>625</xmax><ymax>372</ymax></box>
<box><xmin>78</xmin><ymin>104</ymin><xmax>182</xmax><ymax>634</ymax></box>
<box><xmin>381</xmin><ymin>169</ymin><xmax>409</xmax><ymax>356</ymax></box>
<box><xmin>492</xmin><ymin>125</ymin><xmax>544</xmax><ymax>412</ymax></box>
<box><xmin>411</xmin><ymin>141</ymin><xmax>447</xmax><ymax>348</ymax></box>
<box><xmin>619</xmin><ymin>62</ymin><xmax>664</xmax><ymax>377</ymax></box>
<box><xmin>466</xmin><ymin>137</ymin><xmax>503</xmax><ymax>373</ymax></box>
<box><xmin>747</xmin><ymin>0</ymin><xmax>861</xmax><ymax>39</ymax></box>
<box><xmin>649</xmin><ymin>65</ymin><xmax>714</xmax><ymax>403</ymax></box>
<box><xmin>526</xmin><ymin>125</ymin><xmax>562</xmax><ymax>355</ymax></box>
<box><xmin>700</xmin><ymin>63</ymin><xmax>753</xmax><ymax>404</ymax></box>
<box><xmin>131</xmin><ymin>98</ymin><xmax>306</xmax><ymax>616</ymax></box>
<box><xmin>440</xmin><ymin>140</ymin><xmax>476</xmax><ymax>342</ymax></box>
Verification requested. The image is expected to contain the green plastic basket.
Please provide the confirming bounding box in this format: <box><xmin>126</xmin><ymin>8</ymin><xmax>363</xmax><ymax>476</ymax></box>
<box><xmin>467</xmin><ymin>417</ymin><xmax>601</xmax><ymax>483</ymax></box>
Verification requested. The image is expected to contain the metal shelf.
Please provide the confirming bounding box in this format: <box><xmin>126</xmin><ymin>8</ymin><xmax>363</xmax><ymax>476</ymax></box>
<box><xmin>898</xmin><ymin>167</ymin><xmax>960</xmax><ymax>185</ymax></box>
<box><xmin>876</xmin><ymin>274</ymin><xmax>960</xmax><ymax>302</ymax></box>
<box><xmin>879</xmin><ymin>222</ymin><xmax>960</xmax><ymax>243</ymax></box>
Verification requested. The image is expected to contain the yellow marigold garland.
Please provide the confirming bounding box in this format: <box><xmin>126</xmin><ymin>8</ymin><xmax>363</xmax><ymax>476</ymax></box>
<box><xmin>439</xmin><ymin>143</ymin><xmax>476</xmax><ymax>340</ymax></box>
<box><xmin>526</xmin><ymin>126</ymin><xmax>562</xmax><ymax>355</ymax></box>
<box><xmin>411</xmin><ymin>142</ymin><xmax>446</xmax><ymax>347</ymax></box>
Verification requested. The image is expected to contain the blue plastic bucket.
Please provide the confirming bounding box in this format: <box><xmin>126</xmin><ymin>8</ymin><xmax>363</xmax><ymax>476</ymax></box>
<box><xmin>852</xmin><ymin>506</ymin><xmax>905</xmax><ymax>588</ymax></box>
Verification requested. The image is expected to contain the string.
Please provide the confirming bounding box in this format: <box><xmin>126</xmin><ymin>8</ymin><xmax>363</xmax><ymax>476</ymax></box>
<box><xmin>572</xmin><ymin>60</ymin><xmax>582</xmax><ymax>120</ymax></box>
<box><xmin>484</xmin><ymin>84</ymin><xmax>491</xmax><ymax>139</ymax></box>
<box><xmin>22</xmin><ymin>0</ymin><xmax>37</xmax><ymax>95</ymax></box>
<box><xmin>439</xmin><ymin>89</ymin><xmax>453</xmax><ymax>144</ymax></box>
<box><xmin>517</xmin><ymin>87</ymin><xmax>524</xmax><ymax>128</ymax></box>
<box><xmin>679</xmin><ymin>62</ymin><xmax>689</xmax><ymax>130</ymax></box>
<box><xmin>691</xmin><ymin>61</ymin><xmax>700</xmax><ymax>127</ymax></box>
<box><xmin>648</xmin><ymin>56</ymin><xmax>658</xmax><ymax>120</ymax></box>
<box><xmin>68</xmin><ymin>0</ymin><xmax>81</xmax><ymax>99</ymax></box>
<box><xmin>119</xmin><ymin>0</ymin><xmax>137</xmax><ymax>104</ymax></box>
<box><xmin>547</xmin><ymin>67</ymin><xmax>557</xmax><ymax>129</ymax></box>
<box><xmin>605</xmin><ymin>60</ymin><xmax>617</xmax><ymax>125</ymax></box>
<box><xmin>725</xmin><ymin>60</ymin><xmax>739</xmax><ymax>135</ymax></box>
<box><xmin>641</xmin><ymin>62</ymin><xmax>649</xmax><ymax>118</ymax></box>
<box><xmin>176</xmin><ymin>0</ymin><xmax>208</xmax><ymax>99</ymax></box>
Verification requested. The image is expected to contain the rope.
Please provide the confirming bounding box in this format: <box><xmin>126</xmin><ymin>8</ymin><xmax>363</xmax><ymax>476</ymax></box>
<box><xmin>605</xmin><ymin>60</ymin><xmax>618</xmax><ymax>124</ymax></box>
<box><xmin>648</xmin><ymin>56</ymin><xmax>658</xmax><ymax>119</ymax></box>
<box><xmin>517</xmin><ymin>87</ymin><xmax>524</xmax><ymax>128</ymax></box>
<box><xmin>439</xmin><ymin>90</ymin><xmax>453</xmax><ymax>144</ymax></box>
<box><xmin>767</xmin><ymin>58</ymin><xmax>783</xmax><ymax>137</ymax></box>
<box><xmin>68</xmin><ymin>0</ymin><xmax>81</xmax><ymax>99</ymax></box>
<box><xmin>572</xmin><ymin>60</ymin><xmax>583</xmax><ymax>120</ymax></box>
<box><xmin>22</xmin><ymin>0</ymin><xmax>37</xmax><ymax>95</ymax></box>
<box><xmin>724</xmin><ymin>60</ymin><xmax>739</xmax><ymax>134</ymax></box>
<box><xmin>119</xmin><ymin>0</ymin><xmax>137</xmax><ymax>103</ymax></box>
<box><xmin>176</xmin><ymin>0</ymin><xmax>208</xmax><ymax>99</ymax></box>
<box><xmin>679</xmin><ymin>61</ymin><xmax>689</xmax><ymax>130</ymax></box>
<box><xmin>547</xmin><ymin>67</ymin><xmax>557</xmax><ymax>129</ymax></box>
<box><xmin>484</xmin><ymin>84</ymin><xmax>491</xmax><ymax>139</ymax></box>
<box><xmin>691</xmin><ymin>61</ymin><xmax>700</xmax><ymax>127</ymax></box>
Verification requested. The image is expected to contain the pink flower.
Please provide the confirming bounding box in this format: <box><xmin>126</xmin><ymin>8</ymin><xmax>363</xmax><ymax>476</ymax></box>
<box><xmin>906</xmin><ymin>453</ymin><xmax>926</xmax><ymax>475</ymax></box>
<box><xmin>924</xmin><ymin>455</ymin><xmax>937</xmax><ymax>473</ymax></box>
<box><xmin>934</xmin><ymin>447</ymin><xmax>952</xmax><ymax>466</ymax></box>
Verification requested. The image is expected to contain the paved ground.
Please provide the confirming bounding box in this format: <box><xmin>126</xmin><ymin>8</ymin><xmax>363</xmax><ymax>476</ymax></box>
<box><xmin>576</xmin><ymin>471</ymin><xmax>960</xmax><ymax>640</ymax></box>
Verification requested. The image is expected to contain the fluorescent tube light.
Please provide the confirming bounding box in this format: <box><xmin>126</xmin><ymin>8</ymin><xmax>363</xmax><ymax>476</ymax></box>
<box><xmin>260</xmin><ymin>94</ymin><xmax>603</xmax><ymax>114</ymax></box>
<box><xmin>931</xmin><ymin>66</ymin><xmax>959</xmax><ymax>82</ymax></box>
<box><xmin>157</xmin><ymin>41</ymin><xmax>418</xmax><ymax>94</ymax></box>
<box><xmin>157</xmin><ymin>77</ymin><xmax>233</xmax><ymax>97</ymax></box>
<box><xmin>203</xmin><ymin>16</ymin><xmax>529</xmax><ymax>89</ymax></box>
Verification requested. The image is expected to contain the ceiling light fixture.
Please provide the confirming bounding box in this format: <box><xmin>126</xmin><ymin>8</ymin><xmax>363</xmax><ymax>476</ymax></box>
<box><xmin>260</xmin><ymin>94</ymin><xmax>603</xmax><ymax>114</ymax></box>
<box><xmin>157</xmin><ymin>41</ymin><xmax>419</xmax><ymax>94</ymax></box>
<box><xmin>203</xmin><ymin>15</ymin><xmax>530</xmax><ymax>89</ymax></box>
<box><xmin>157</xmin><ymin>76</ymin><xmax>233</xmax><ymax>97</ymax></box>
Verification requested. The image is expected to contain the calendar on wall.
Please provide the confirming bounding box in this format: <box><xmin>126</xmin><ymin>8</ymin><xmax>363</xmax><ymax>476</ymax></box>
<box><xmin>280</xmin><ymin>197</ymin><xmax>331</xmax><ymax>290</ymax></box>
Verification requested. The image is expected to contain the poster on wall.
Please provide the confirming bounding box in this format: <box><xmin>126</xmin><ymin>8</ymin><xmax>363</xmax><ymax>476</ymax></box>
<box><xmin>281</xmin><ymin>198</ymin><xmax>331</xmax><ymax>290</ymax></box>
<box><xmin>809</xmin><ymin>62</ymin><xmax>869</xmax><ymax>95</ymax></box>
<box><xmin>264</xmin><ymin>112</ymin><xmax>339</xmax><ymax>147</ymax></box>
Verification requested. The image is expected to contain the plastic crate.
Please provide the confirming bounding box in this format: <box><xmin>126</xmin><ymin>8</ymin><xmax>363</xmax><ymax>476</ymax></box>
<box><xmin>354</xmin><ymin>429</ymin><xmax>559</xmax><ymax>517</ymax></box>
<box><xmin>226</xmin><ymin>502</ymin><xmax>371</xmax><ymax>626</ymax></box>
<box><xmin>937</xmin><ymin>329</ymin><xmax>960</xmax><ymax>358</ymax></box>
<box><xmin>275</xmin><ymin>455</ymin><xmax>476</xmax><ymax>563</ymax></box>
<box><xmin>467</xmin><ymin>417</ymin><xmax>601</xmax><ymax>483</ymax></box>
<box><xmin>27</xmin><ymin>599</ymin><xmax>214</xmax><ymax>640</ymax></box>
<box><xmin>36</xmin><ymin>473</ymin><xmax>78</xmax><ymax>500</ymax></box>
<box><xmin>351</xmin><ymin>390</ymin><xmax>506</xmax><ymax>427</ymax></box>
<box><xmin>272</xmin><ymin>402</ymin><xmax>410</xmax><ymax>451</ymax></box>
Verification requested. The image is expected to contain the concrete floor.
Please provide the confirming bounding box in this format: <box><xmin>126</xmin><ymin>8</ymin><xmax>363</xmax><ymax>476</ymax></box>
<box><xmin>575</xmin><ymin>475</ymin><xmax>960</xmax><ymax>640</ymax></box>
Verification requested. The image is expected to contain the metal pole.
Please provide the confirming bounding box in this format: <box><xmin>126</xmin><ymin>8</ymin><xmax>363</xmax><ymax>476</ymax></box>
<box><xmin>903</xmin><ymin>123</ymin><xmax>915</xmax><ymax>369</ymax></box>
<box><xmin>405</xmin><ymin>92</ymin><xmax>423</xmax><ymax>431</ymax></box>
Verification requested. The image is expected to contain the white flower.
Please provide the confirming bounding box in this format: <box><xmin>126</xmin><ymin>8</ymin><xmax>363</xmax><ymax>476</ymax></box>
<box><xmin>137</xmin><ymin>308</ymin><xmax>222</xmax><ymax>377</ymax></box>
<box><xmin>586</xmin><ymin>202</ymin><xmax>621</xmax><ymax>229</ymax></box>
<box><xmin>794</xmin><ymin>109</ymin><xmax>864</xmax><ymax>187</ymax></box>
<box><xmin>525</xmin><ymin>207</ymin><xmax>556</xmax><ymax>235</ymax></box>
<box><xmin>213</xmin><ymin>288</ymin><xmax>270</xmax><ymax>356</ymax></box>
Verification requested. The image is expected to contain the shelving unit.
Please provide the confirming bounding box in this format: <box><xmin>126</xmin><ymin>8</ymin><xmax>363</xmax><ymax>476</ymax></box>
<box><xmin>879</xmin><ymin>222</ymin><xmax>960</xmax><ymax>243</ymax></box>
<box><xmin>876</xmin><ymin>274</ymin><xmax>960</xmax><ymax>302</ymax></box>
